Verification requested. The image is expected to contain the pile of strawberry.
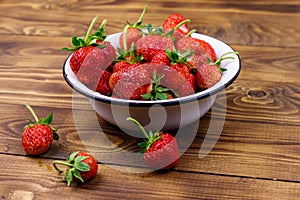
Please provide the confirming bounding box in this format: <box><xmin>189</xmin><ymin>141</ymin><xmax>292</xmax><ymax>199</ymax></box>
<box><xmin>64</xmin><ymin>6</ymin><xmax>237</xmax><ymax>100</ymax></box>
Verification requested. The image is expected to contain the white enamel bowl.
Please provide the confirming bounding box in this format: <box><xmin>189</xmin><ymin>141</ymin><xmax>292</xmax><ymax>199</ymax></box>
<box><xmin>63</xmin><ymin>32</ymin><xmax>241</xmax><ymax>131</ymax></box>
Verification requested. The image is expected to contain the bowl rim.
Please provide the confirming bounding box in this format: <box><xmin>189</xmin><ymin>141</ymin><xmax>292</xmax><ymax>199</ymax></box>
<box><xmin>62</xmin><ymin>32</ymin><xmax>241</xmax><ymax>107</ymax></box>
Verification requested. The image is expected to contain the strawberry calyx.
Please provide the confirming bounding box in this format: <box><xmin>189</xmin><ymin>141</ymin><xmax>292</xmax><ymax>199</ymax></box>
<box><xmin>208</xmin><ymin>51</ymin><xmax>239</xmax><ymax>72</ymax></box>
<box><xmin>166</xmin><ymin>48</ymin><xmax>193</xmax><ymax>67</ymax></box>
<box><xmin>62</xmin><ymin>16</ymin><xmax>107</xmax><ymax>51</ymax></box>
<box><xmin>141</xmin><ymin>71</ymin><xmax>178</xmax><ymax>100</ymax></box>
<box><xmin>24</xmin><ymin>104</ymin><xmax>59</xmax><ymax>140</ymax></box>
<box><xmin>53</xmin><ymin>151</ymin><xmax>91</xmax><ymax>186</ymax></box>
<box><xmin>126</xmin><ymin>117</ymin><xmax>162</xmax><ymax>153</ymax></box>
<box><xmin>115</xmin><ymin>43</ymin><xmax>143</xmax><ymax>64</ymax></box>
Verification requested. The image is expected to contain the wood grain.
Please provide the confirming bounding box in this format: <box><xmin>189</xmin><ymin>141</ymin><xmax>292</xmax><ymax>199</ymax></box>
<box><xmin>1</xmin><ymin>154</ymin><xmax>300</xmax><ymax>200</ymax></box>
<box><xmin>0</xmin><ymin>0</ymin><xmax>300</xmax><ymax>47</ymax></box>
<box><xmin>1</xmin><ymin>0</ymin><xmax>300</xmax><ymax>199</ymax></box>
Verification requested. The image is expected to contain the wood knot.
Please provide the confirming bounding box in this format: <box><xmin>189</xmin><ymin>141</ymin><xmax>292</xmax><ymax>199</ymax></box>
<box><xmin>247</xmin><ymin>89</ymin><xmax>267</xmax><ymax>99</ymax></box>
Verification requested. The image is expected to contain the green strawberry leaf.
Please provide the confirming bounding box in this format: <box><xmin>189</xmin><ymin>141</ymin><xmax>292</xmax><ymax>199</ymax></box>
<box><xmin>156</xmin><ymin>86</ymin><xmax>170</xmax><ymax>93</ymax></box>
<box><xmin>220</xmin><ymin>67</ymin><xmax>227</xmax><ymax>72</ymax></box>
<box><xmin>75</xmin><ymin>162</ymin><xmax>90</xmax><ymax>172</ymax></box>
<box><xmin>53</xmin><ymin>128</ymin><xmax>59</xmax><ymax>140</ymax></box>
<box><xmin>138</xmin><ymin>141</ymin><xmax>148</xmax><ymax>149</ymax></box>
<box><xmin>68</xmin><ymin>151</ymin><xmax>80</xmax><ymax>162</ymax></box>
<box><xmin>72</xmin><ymin>169</ymin><xmax>84</xmax><ymax>183</ymax></box>
<box><xmin>37</xmin><ymin>117</ymin><xmax>44</xmax><ymax>124</ymax></box>
<box><xmin>156</xmin><ymin>93</ymin><xmax>169</xmax><ymax>100</ymax></box>
<box><xmin>44</xmin><ymin>112</ymin><xmax>53</xmax><ymax>125</ymax></box>
<box><xmin>74</xmin><ymin>156</ymin><xmax>90</xmax><ymax>172</ymax></box>
<box><xmin>140</xmin><ymin>93</ymin><xmax>152</xmax><ymax>100</ymax></box>
<box><xmin>66</xmin><ymin>169</ymin><xmax>73</xmax><ymax>186</ymax></box>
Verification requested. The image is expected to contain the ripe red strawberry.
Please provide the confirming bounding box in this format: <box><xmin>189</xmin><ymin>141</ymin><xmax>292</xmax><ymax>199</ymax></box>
<box><xmin>98</xmin><ymin>41</ymin><xmax>117</xmax><ymax>68</ymax></box>
<box><xmin>195</xmin><ymin>51</ymin><xmax>239</xmax><ymax>90</ymax></box>
<box><xmin>75</xmin><ymin>46</ymin><xmax>105</xmax><ymax>86</ymax></box>
<box><xmin>119</xmin><ymin>6</ymin><xmax>147</xmax><ymax>51</ymax></box>
<box><xmin>193</xmin><ymin>38</ymin><xmax>217</xmax><ymax>62</ymax></box>
<box><xmin>22</xmin><ymin>105</ymin><xmax>58</xmax><ymax>155</ymax></box>
<box><xmin>195</xmin><ymin>64</ymin><xmax>222</xmax><ymax>90</ymax></box>
<box><xmin>165</xmin><ymin>49</ymin><xmax>196</xmax><ymax>94</ymax></box>
<box><xmin>95</xmin><ymin>70</ymin><xmax>112</xmax><ymax>96</ymax></box>
<box><xmin>151</xmin><ymin>51</ymin><xmax>171</xmax><ymax>66</ymax></box>
<box><xmin>176</xmin><ymin>36</ymin><xmax>207</xmax><ymax>56</ymax></box>
<box><xmin>109</xmin><ymin>64</ymin><xmax>151</xmax><ymax>100</ymax></box>
<box><xmin>113</xmin><ymin>60</ymin><xmax>142</xmax><ymax>73</ymax></box>
<box><xmin>127</xmin><ymin>117</ymin><xmax>180</xmax><ymax>170</ymax></box>
<box><xmin>63</xmin><ymin>17</ymin><xmax>108</xmax><ymax>73</ymax></box>
<box><xmin>53</xmin><ymin>151</ymin><xmax>98</xmax><ymax>186</ymax></box>
<box><xmin>144</xmin><ymin>63</ymin><xmax>195</xmax><ymax>98</ymax></box>
<box><xmin>176</xmin><ymin>36</ymin><xmax>216</xmax><ymax>63</ymax></box>
<box><xmin>136</xmin><ymin>34</ymin><xmax>174</xmax><ymax>61</ymax></box>
<box><xmin>162</xmin><ymin>13</ymin><xmax>190</xmax><ymax>36</ymax></box>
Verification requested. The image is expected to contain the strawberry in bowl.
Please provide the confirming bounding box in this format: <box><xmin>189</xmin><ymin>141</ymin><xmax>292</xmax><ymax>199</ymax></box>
<box><xmin>62</xmin><ymin>7</ymin><xmax>241</xmax><ymax>131</ymax></box>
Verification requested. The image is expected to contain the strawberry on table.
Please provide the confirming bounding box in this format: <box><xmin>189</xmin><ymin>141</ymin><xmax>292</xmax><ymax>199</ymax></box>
<box><xmin>22</xmin><ymin>105</ymin><xmax>58</xmax><ymax>156</ymax></box>
<box><xmin>127</xmin><ymin>117</ymin><xmax>180</xmax><ymax>170</ymax></box>
<box><xmin>53</xmin><ymin>151</ymin><xmax>98</xmax><ymax>186</ymax></box>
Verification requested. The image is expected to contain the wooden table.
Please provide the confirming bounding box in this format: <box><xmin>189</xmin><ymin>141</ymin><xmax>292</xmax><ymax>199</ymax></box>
<box><xmin>1</xmin><ymin>0</ymin><xmax>300</xmax><ymax>199</ymax></box>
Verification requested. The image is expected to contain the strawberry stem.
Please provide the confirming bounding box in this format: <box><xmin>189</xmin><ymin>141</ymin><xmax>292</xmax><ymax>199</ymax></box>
<box><xmin>186</xmin><ymin>29</ymin><xmax>196</xmax><ymax>37</ymax></box>
<box><xmin>173</xmin><ymin>19</ymin><xmax>190</xmax><ymax>31</ymax></box>
<box><xmin>53</xmin><ymin>160</ymin><xmax>74</xmax><ymax>173</ymax></box>
<box><xmin>126</xmin><ymin>117</ymin><xmax>149</xmax><ymax>139</ymax></box>
<box><xmin>25</xmin><ymin>104</ymin><xmax>39</xmax><ymax>123</ymax></box>
<box><xmin>214</xmin><ymin>51</ymin><xmax>239</xmax><ymax>66</ymax></box>
<box><xmin>85</xmin><ymin>16</ymin><xmax>98</xmax><ymax>43</ymax></box>
<box><xmin>135</xmin><ymin>5</ymin><xmax>148</xmax><ymax>27</ymax></box>
<box><xmin>122</xmin><ymin>24</ymin><xmax>130</xmax><ymax>52</ymax></box>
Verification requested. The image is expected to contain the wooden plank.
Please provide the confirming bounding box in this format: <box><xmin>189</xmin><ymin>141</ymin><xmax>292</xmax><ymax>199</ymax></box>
<box><xmin>0</xmin><ymin>0</ymin><xmax>300</xmax><ymax>47</ymax></box>
<box><xmin>1</xmin><ymin>99</ymin><xmax>299</xmax><ymax>180</ymax></box>
<box><xmin>1</xmin><ymin>153</ymin><xmax>300</xmax><ymax>200</ymax></box>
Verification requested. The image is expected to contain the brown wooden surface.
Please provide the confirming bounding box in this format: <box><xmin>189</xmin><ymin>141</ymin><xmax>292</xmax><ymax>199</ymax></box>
<box><xmin>1</xmin><ymin>0</ymin><xmax>300</xmax><ymax>199</ymax></box>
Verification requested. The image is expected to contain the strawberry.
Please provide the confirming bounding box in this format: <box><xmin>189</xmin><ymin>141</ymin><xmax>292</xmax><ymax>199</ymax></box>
<box><xmin>22</xmin><ymin>105</ymin><xmax>58</xmax><ymax>155</ymax></box>
<box><xmin>195</xmin><ymin>51</ymin><xmax>239</xmax><ymax>90</ymax></box>
<box><xmin>119</xmin><ymin>5</ymin><xmax>147</xmax><ymax>51</ymax></box>
<box><xmin>195</xmin><ymin>63</ymin><xmax>222</xmax><ymax>90</ymax></box>
<box><xmin>165</xmin><ymin>48</ymin><xmax>196</xmax><ymax>94</ymax></box>
<box><xmin>175</xmin><ymin>36</ymin><xmax>207</xmax><ymax>56</ymax></box>
<box><xmin>98</xmin><ymin>40</ymin><xmax>117</xmax><ymax>68</ymax></box>
<box><xmin>127</xmin><ymin>117</ymin><xmax>180</xmax><ymax>170</ymax></box>
<box><xmin>113</xmin><ymin>60</ymin><xmax>141</xmax><ymax>73</ymax></box>
<box><xmin>162</xmin><ymin>13</ymin><xmax>190</xmax><ymax>36</ymax></box>
<box><xmin>95</xmin><ymin>70</ymin><xmax>112</xmax><ymax>96</ymax></box>
<box><xmin>136</xmin><ymin>33</ymin><xmax>174</xmax><ymax>61</ymax></box>
<box><xmin>151</xmin><ymin>51</ymin><xmax>171</xmax><ymax>66</ymax></box>
<box><xmin>109</xmin><ymin>64</ymin><xmax>151</xmax><ymax>100</ymax></box>
<box><xmin>144</xmin><ymin>63</ymin><xmax>195</xmax><ymax>98</ymax></box>
<box><xmin>53</xmin><ymin>151</ymin><xmax>98</xmax><ymax>186</ymax></box>
<box><xmin>193</xmin><ymin>38</ymin><xmax>217</xmax><ymax>62</ymax></box>
<box><xmin>63</xmin><ymin>17</ymin><xmax>108</xmax><ymax>72</ymax></box>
